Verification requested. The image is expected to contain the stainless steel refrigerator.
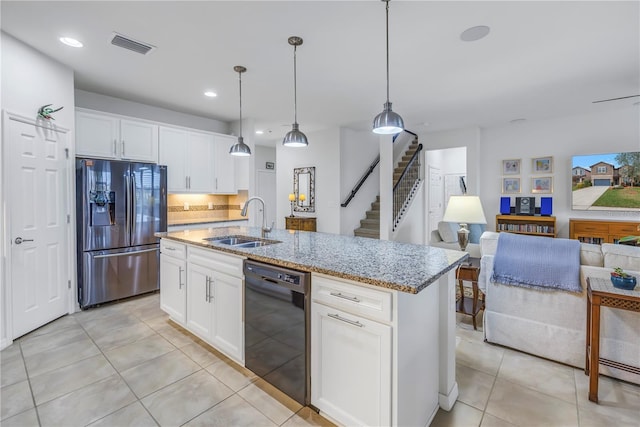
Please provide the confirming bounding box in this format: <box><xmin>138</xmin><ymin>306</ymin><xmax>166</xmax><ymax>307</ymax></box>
<box><xmin>76</xmin><ymin>158</ymin><xmax>167</xmax><ymax>308</ymax></box>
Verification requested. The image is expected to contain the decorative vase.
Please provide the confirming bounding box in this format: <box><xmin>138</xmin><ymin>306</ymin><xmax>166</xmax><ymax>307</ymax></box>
<box><xmin>610</xmin><ymin>273</ymin><xmax>637</xmax><ymax>290</ymax></box>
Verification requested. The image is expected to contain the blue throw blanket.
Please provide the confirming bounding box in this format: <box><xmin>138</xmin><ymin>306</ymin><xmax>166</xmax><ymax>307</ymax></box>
<box><xmin>491</xmin><ymin>232</ymin><xmax>582</xmax><ymax>293</ymax></box>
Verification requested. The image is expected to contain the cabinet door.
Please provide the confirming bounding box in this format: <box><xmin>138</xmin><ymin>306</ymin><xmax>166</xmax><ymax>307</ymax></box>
<box><xmin>120</xmin><ymin>119</ymin><xmax>158</xmax><ymax>162</ymax></box>
<box><xmin>76</xmin><ymin>111</ymin><xmax>119</xmax><ymax>158</ymax></box>
<box><xmin>211</xmin><ymin>271</ymin><xmax>243</xmax><ymax>362</ymax></box>
<box><xmin>187</xmin><ymin>132</ymin><xmax>215</xmax><ymax>193</ymax></box>
<box><xmin>213</xmin><ymin>135</ymin><xmax>236</xmax><ymax>194</ymax></box>
<box><xmin>311</xmin><ymin>303</ymin><xmax>392</xmax><ymax>427</ymax></box>
<box><xmin>160</xmin><ymin>254</ymin><xmax>186</xmax><ymax>325</ymax></box>
<box><xmin>186</xmin><ymin>262</ymin><xmax>214</xmax><ymax>339</ymax></box>
<box><xmin>159</xmin><ymin>127</ymin><xmax>188</xmax><ymax>192</ymax></box>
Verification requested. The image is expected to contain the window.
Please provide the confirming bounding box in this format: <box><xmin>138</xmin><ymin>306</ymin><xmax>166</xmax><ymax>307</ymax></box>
<box><xmin>597</xmin><ymin>166</ymin><xmax>607</xmax><ymax>174</ymax></box>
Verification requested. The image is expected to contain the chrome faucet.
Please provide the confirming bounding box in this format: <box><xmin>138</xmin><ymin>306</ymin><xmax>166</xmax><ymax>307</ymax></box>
<box><xmin>241</xmin><ymin>196</ymin><xmax>272</xmax><ymax>237</ymax></box>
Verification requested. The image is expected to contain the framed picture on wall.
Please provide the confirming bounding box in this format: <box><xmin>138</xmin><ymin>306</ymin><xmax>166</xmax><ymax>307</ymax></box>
<box><xmin>532</xmin><ymin>176</ymin><xmax>553</xmax><ymax>194</ymax></box>
<box><xmin>502</xmin><ymin>177</ymin><xmax>521</xmax><ymax>194</ymax></box>
<box><xmin>502</xmin><ymin>159</ymin><xmax>521</xmax><ymax>175</ymax></box>
<box><xmin>532</xmin><ymin>156</ymin><xmax>553</xmax><ymax>173</ymax></box>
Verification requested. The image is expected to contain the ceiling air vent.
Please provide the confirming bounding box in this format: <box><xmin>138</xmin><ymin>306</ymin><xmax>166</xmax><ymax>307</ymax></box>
<box><xmin>110</xmin><ymin>32</ymin><xmax>155</xmax><ymax>55</ymax></box>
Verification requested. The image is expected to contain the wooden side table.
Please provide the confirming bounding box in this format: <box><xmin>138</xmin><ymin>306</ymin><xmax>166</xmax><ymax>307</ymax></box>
<box><xmin>456</xmin><ymin>257</ymin><xmax>483</xmax><ymax>330</ymax></box>
<box><xmin>585</xmin><ymin>277</ymin><xmax>640</xmax><ymax>403</ymax></box>
<box><xmin>285</xmin><ymin>216</ymin><xmax>317</xmax><ymax>232</ymax></box>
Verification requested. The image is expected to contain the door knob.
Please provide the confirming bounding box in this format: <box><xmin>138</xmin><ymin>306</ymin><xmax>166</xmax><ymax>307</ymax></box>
<box><xmin>14</xmin><ymin>237</ymin><xmax>34</xmax><ymax>244</ymax></box>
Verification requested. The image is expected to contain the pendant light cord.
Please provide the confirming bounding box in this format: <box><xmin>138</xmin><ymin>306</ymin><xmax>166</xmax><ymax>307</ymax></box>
<box><xmin>385</xmin><ymin>0</ymin><xmax>390</xmax><ymax>104</ymax></box>
<box><xmin>293</xmin><ymin>44</ymin><xmax>298</xmax><ymax>125</ymax></box>
<box><xmin>238</xmin><ymin>70</ymin><xmax>243</xmax><ymax>139</ymax></box>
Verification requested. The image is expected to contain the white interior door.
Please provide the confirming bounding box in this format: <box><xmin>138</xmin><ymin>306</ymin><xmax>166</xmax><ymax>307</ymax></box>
<box><xmin>428</xmin><ymin>166</ymin><xmax>443</xmax><ymax>233</ymax></box>
<box><xmin>255</xmin><ymin>170</ymin><xmax>276</xmax><ymax>228</ymax></box>
<box><xmin>7</xmin><ymin>114</ymin><xmax>70</xmax><ymax>338</ymax></box>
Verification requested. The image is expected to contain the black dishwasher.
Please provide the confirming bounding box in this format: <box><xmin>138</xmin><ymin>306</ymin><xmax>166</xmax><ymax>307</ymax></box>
<box><xmin>243</xmin><ymin>260</ymin><xmax>310</xmax><ymax>405</ymax></box>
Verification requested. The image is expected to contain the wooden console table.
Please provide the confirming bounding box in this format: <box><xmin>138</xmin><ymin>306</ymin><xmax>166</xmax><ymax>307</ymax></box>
<box><xmin>585</xmin><ymin>277</ymin><xmax>640</xmax><ymax>403</ymax></box>
<box><xmin>456</xmin><ymin>257</ymin><xmax>483</xmax><ymax>330</ymax></box>
<box><xmin>570</xmin><ymin>219</ymin><xmax>640</xmax><ymax>245</ymax></box>
<box><xmin>285</xmin><ymin>216</ymin><xmax>316</xmax><ymax>232</ymax></box>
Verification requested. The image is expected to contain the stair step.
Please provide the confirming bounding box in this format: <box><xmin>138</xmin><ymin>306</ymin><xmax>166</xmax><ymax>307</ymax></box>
<box><xmin>366</xmin><ymin>210</ymin><xmax>380</xmax><ymax>219</ymax></box>
<box><xmin>354</xmin><ymin>228</ymin><xmax>380</xmax><ymax>239</ymax></box>
<box><xmin>360</xmin><ymin>218</ymin><xmax>379</xmax><ymax>229</ymax></box>
<box><xmin>371</xmin><ymin>202</ymin><xmax>380</xmax><ymax>210</ymax></box>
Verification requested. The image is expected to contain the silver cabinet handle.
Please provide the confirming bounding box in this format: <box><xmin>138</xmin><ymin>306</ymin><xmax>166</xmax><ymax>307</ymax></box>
<box><xmin>14</xmin><ymin>237</ymin><xmax>34</xmax><ymax>245</ymax></box>
<box><xmin>330</xmin><ymin>292</ymin><xmax>361</xmax><ymax>303</ymax></box>
<box><xmin>328</xmin><ymin>313</ymin><xmax>364</xmax><ymax>328</ymax></box>
<box><xmin>208</xmin><ymin>276</ymin><xmax>214</xmax><ymax>302</ymax></box>
<box><xmin>113</xmin><ymin>139</ymin><xmax>117</xmax><ymax>156</ymax></box>
<box><xmin>215</xmin><ymin>178</ymin><xmax>218</xmax><ymax>189</ymax></box>
<box><xmin>185</xmin><ymin>176</ymin><xmax>189</xmax><ymax>189</ymax></box>
<box><xmin>122</xmin><ymin>140</ymin><xmax>126</xmax><ymax>157</ymax></box>
<box><xmin>188</xmin><ymin>176</ymin><xmax>191</xmax><ymax>189</ymax></box>
<box><xmin>178</xmin><ymin>267</ymin><xmax>184</xmax><ymax>289</ymax></box>
<box><xmin>164</xmin><ymin>247</ymin><xmax>176</xmax><ymax>251</ymax></box>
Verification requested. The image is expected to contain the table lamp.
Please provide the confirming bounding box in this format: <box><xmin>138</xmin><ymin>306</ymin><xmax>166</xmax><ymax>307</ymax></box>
<box><xmin>289</xmin><ymin>193</ymin><xmax>296</xmax><ymax>217</ymax></box>
<box><xmin>442</xmin><ymin>195</ymin><xmax>487</xmax><ymax>251</ymax></box>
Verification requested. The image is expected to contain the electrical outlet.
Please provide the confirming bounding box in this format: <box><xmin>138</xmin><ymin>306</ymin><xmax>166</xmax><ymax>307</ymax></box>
<box><xmin>184</xmin><ymin>202</ymin><xmax>189</xmax><ymax>210</ymax></box>
<box><xmin>208</xmin><ymin>202</ymin><xmax>214</xmax><ymax>210</ymax></box>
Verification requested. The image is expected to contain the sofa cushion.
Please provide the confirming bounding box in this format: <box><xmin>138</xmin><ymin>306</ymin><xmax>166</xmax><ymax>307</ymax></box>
<box><xmin>437</xmin><ymin>222</ymin><xmax>459</xmax><ymax>243</ymax></box>
<box><xmin>601</xmin><ymin>243</ymin><xmax>640</xmax><ymax>271</ymax></box>
<box><xmin>438</xmin><ymin>222</ymin><xmax>486</xmax><ymax>244</ymax></box>
<box><xmin>580</xmin><ymin>243</ymin><xmax>604</xmax><ymax>267</ymax></box>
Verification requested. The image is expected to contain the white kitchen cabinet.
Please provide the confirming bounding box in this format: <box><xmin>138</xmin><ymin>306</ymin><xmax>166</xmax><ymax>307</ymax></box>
<box><xmin>76</xmin><ymin>110</ymin><xmax>158</xmax><ymax>162</ymax></box>
<box><xmin>311</xmin><ymin>278</ymin><xmax>392</xmax><ymax>427</ymax></box>
<box><xmin>160</xmin><ymin>241</ymin><xmax>187</xmax><ymax>325</ymax></box>
<box><xmin>213</xmin><ymin>135</ymin><xmax>237</xmax><ymax>194</ymax></box>
<box><xmin>159</xmin><ymin>127</ymin><xmax>215</xmax><ymax>193</ymax></box>
<box><xmin>179</xmin><ymin>244</ymin><xmax>244</xmax><ymax>363</ymax></box>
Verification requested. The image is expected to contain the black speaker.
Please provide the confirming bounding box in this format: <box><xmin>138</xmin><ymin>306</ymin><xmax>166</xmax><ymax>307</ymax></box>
<box><xmin>541</xmin><ymin>197</ymin><xmax>553</xmax><ymax>216</ymax></box>
<box><xmin>500</xmin><ymin>197</ymin><xmax>511</xmax><ymax>214</ymax></box>
<box><xmin>515</xmin><ymin>197</ymin><xmax>536</xmax><ymax>215</ymax></box>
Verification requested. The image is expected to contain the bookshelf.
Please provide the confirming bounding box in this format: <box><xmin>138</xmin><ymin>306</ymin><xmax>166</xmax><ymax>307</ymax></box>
<box><xmin>569</xmin><ymin>219</ymin><xmax>640</xmax><ymax>244</ymax></box>
<box><xmin>495</xmin><ymin>215</ymin><xmax>557</xmax><ymax>238</ymax></box>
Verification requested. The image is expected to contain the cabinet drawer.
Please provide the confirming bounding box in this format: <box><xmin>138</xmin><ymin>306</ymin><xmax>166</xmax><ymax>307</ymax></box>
<box><xmin>161</xmin><ymin>240</ymin><xmax>186</xmax><ymax>259</ymax></box>
<box><xmin>188</xmin><ymin>246</ymin><xmax>244</xmax><ymax>278</ymax></box>
<box><xmin>312</xmin><ymin>274</ymin><xmax>392</xmax><ymax>323</ymax></box>
<box><xmin>573</xmin><ymin>222</ymin><xmax>609</xmax><ymax>234</ymax></box>
<box><xmin>608</xmin><ymin>223</ymin><xmax>640</xmax><ymax>235</ymax></box>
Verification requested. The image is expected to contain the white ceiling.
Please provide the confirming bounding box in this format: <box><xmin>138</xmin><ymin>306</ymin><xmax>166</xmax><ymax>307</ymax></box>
<box><xmin>2</xmin><ymin>1</ymin><xmax>639</xmax><ymax>145</ymax></box>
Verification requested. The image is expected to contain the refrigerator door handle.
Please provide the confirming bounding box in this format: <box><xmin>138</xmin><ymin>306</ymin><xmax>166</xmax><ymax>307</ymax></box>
<box><xmin>131</xmin><ymin>171</ymin><xmax>137</xmax><ymax>239</ymax></box>
<box><xmin>125</xmin><ymin>173</ymin><xmax>131</xmax><ymax>246</ymax></box>
<box><xmin>93</xmin><ymin>248</ymin><xmax>159</xmax><ymax>259</ymax></box>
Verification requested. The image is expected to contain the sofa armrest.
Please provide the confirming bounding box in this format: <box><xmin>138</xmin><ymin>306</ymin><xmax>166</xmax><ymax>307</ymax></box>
<box><xmin>480</xmin><ymin>231</ymin><xmax>500</xmax><ymax>257</ymax></box>
<box><xmin>430</xmin><ymin>229</ymin><xmax>443</xmax><ymax>244</ymax></box>
<box><xmin>479</xmin><ymin>254</ymin><xmax>494</xmax><ymax>294</ymax></box>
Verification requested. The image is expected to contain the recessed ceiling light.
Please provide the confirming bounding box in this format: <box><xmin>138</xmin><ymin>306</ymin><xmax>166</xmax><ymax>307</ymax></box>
<box><xmin>204</xmin><ymin>91</ymin><xmax>217</xmax><ymax>98</ymax></box>
<box><xmin>59</xmin><ymin>37</ymin><xmax>83</xmax><ymax>48</ymax></box>
<box><xmin>255</xmin><ymin>130</ymin><xmax>264</xmax><ymax>135</ymax></box>
<box><xmin>460</xmin><ymin>26</ymin><xmax>490</xmax><ymax>42</ymax></box>
<box><xmin>510</xmin><ymin>118</ymin><xmax>527</xmax><ymax>124</ymax></box>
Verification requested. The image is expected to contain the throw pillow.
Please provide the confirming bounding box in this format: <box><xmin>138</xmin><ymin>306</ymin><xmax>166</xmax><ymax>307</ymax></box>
<box><xmin>438</xmin><ymin>221</ymin><xmax>459</xmax><ymax>243</ymax></box>
<box><xmin>469</xmin><ymin>224</ymin><xmax>486</xmax><ymax>244</ymax></box>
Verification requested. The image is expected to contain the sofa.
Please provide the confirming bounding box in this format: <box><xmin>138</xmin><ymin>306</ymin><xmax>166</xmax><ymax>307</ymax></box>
<box><xmin>479</xmin><ymin>231</ymin><xmax>640</xmax><ymax>385</ymax></box>
<box><xmin>430</xmin><ymin>222</ymin><xmax>485</xmax><ymax>258</ymax></box>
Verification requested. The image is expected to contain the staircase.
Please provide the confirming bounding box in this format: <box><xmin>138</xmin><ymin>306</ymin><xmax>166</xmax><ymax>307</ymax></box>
<box><xmin>354</xmin><ymin>139</ymin><xmax>421</xmax><ymax>239</ymax></box>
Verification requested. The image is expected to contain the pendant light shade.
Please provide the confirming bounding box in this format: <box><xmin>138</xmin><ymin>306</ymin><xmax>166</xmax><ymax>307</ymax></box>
<box><xmin>229</xmin><ymin>65</ymin><xmax>251</xmax><ymax>156</ymax></box>
<box><xmin>283</xmin><ymin>36</ymin><xmax>308</xmax><ymax>148</ymax></box>
<box><xmin>373</xmin><ymin>0</ymin><xmax>404</xmax><ymax>135</ymax></box>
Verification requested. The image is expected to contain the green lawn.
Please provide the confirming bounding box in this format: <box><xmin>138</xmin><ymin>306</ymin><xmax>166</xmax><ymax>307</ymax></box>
<box><xmin>592</xmin><ymin>187</ymin><xmax>640</xmax><ymax>208</ymax></box>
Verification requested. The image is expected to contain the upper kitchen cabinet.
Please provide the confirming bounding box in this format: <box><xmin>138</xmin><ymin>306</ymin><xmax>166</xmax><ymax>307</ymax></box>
<box><xmin>213</xmin><ymin>135</ymin><xmax>237</xmax><ymax>194</ymax></box>
<box><xmin>76</xmin><ymin>109</ymin><xmax>158</xmax><ymax>162</ymax></box>
<box><xmin>159</xmin><ymin>126</ymin><xmax>214</xmax><ymax>193</ymax></box>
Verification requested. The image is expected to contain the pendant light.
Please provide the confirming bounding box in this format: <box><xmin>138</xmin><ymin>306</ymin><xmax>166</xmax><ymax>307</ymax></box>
<box><xmin>283</xmin><ymin>36</ymin><xmax>308</xmax><ymax>147</ymax></box>
<box><xmin>229</xmin><ymin>65</ymin><xmax>252</xmax><ymax>156</ymax></box>
<box><xmin>373</xmin><ymin>0</ymin><xmax>404</xmax><ymax>135</ymax></box>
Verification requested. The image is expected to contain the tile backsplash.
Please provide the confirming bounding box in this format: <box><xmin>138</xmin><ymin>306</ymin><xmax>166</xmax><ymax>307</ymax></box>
<box><xmin>167</xmin><ymin>191</ymin><xmax>248</xmax><ymax>224</ymax></box>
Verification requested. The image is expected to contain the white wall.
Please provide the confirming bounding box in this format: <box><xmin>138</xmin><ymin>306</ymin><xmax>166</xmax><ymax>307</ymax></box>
<box><xmin>479</xmin><ymin>107</ymin><xmax>639</xmax><ymax>237</ymax></box>
<box><xmin>76</xmin><ymin>89</ymin><xmax>229</xmax><ymax>134</ymax></box>
<box><xmin>1</xmin><ymin>32</ymin><xmax>76</xmax><ymax>347</ymax></box>
<box><xmin>276</xmin><ymin>128</ymin><xmax>341</xmax><ymax>234</ymax></box>
<box><xmin>339</xmin><ymin>128</ymin><xmax>379</xmax><ymax>235</ymax></box>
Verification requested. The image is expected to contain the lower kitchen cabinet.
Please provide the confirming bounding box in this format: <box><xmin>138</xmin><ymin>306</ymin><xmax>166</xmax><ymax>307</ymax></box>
<box><xmin>186</xmin><ymin>262</ymin><xmax>215</xmax><ymax>338</ymax></box>
<box><xmin>311</xmin><ymin>303</ymin><xmax>392</xmax><ymax>426</ymax></box>
<box><xmin>160</xmin><ymin>241</ymin><xmax>187</xmax><ymax>325</ymax></box>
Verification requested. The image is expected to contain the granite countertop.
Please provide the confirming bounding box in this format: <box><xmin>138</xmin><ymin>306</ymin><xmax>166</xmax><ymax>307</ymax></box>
<box><xmin>159</xmin><ymin>226</ymin><xmax>468</xmax><ymax>294</ymax></box>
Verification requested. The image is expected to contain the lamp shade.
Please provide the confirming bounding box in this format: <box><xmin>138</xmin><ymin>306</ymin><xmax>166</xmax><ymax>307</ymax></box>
<box><xmin>442</xmin><ymin>196</ymin><xmax>487</xmax><ymax>224</ymax></box>
<box><xmin>229</xmin><ymin>136</ymin><xmax>251</xmax><ymax>156</ymax></box>
<box><xmin>373</xmin><ymin>102</ymin><xmax>404</xmax><ymax>135</ymax></box>
<box><xmin>283</xmin><ymin>123</ymin><xmax>308</xmax><ymax>147</ymax></box>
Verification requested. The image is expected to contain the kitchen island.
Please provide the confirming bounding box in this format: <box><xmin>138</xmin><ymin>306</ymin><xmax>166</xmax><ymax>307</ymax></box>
<box><xmin>159</xmin><ymin>226</ymin><xmax>467</xmax><ymax>426</ymax></box>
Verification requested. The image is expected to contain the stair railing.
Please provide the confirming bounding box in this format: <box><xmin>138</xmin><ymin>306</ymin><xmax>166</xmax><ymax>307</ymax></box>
<box><xmin>393</xmin><ymin>143</ymin><xmax>423</xmax><ymax>229</ymax></box>
<box><xmin>341</xmin><ymin>129</ymin><xmax>418</xmax><ymax>208</ymax></box>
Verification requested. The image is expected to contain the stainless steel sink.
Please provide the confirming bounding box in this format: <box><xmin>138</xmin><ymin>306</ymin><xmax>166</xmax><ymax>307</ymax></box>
<box><xmin>203</xmin><ymin>235</ymin><xmax>280</xmax><ymax>248</ymax></box>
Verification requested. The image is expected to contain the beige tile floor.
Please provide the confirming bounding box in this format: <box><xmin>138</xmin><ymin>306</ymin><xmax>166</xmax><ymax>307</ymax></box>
<box><xmin>1</xmin><ymin>293</ymin><xmax>638</xmax><ymax>426</ymax></box>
